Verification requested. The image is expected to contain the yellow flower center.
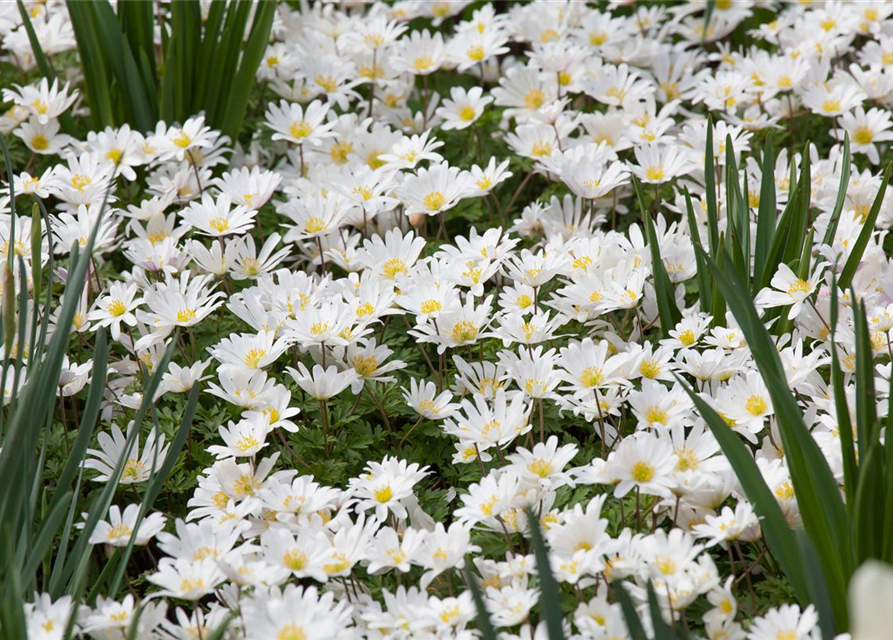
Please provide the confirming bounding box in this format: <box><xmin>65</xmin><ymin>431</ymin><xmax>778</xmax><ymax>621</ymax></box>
<box><xmin>414</xmin><ymin>55</ymin><xmax>434</xmax><ymax>71</ymax></box>
<box><xmin>580</xmin><ymin>366</ymin><xmax>604</xmax><ymax>387</ymax></box>
<box><xmin>330</xmin><ymin>140</ymin><xmax>353</xmax><ymax>164</ymax></box>
<box><xmin>353</xmin><ymin>355</ymin><xmax>378</xmax><ymax>376</ymax></box>
<box><xmin>775</xmin><ymin>482</ymin><xmax>795</xmax><ymax>500</ymax></box>
<box><xmin>289</xmin><ymin>121</ymin><xmax>313</xmax><ymax>140</ymax></box>
<box><xmin>244</xmin><ymin>348</ymin><xmax>266</xmax><ymax>368</ymax></box>
<box><xmin>632</xmin><ymin>461</ymin><xmax>655</xmax><ymax>483</ymax></box>
<box><xmin>31</xmin><ymin>133</ymin><xmax>50</xmax><ymax>151</ymax></box>
<box><xmin>787</xmin><ymin>278</ymin><xmax>810</xmax><ymax>294</ymax></box>
<box><xmin>640</xmin><ymin>360</ymin><xmax>661</xmax><ymax>379</ymax></box>
<box><xmin>209</xmin><ymin>217</ymin><xmax>230</xmax><ymax>233</ymax></box>
<box><xmin>382</xmin><ymin>257</ymin><xmax>407</xmax><ymax>279</ymax></box>
<box><xmin>531</xmin><ymin>141</ymin><xmax>553</xmax><ymax>156</ymax></box>
<box><xmin>71</xmin><ymin>174</ymin><xmax>91</xmax><ymax>192</ymax></box>
<box><xmin>122</xmin><ymin>458</ymin><xmax>145</xmax><ymax>480</ymax></box>
<box><xmin>234</xmin><ymin>473</ymin><xmax>260</xmax><ymax>496</ymax></box>
<box><xmin>106</xmin><ymin>300</ymin><xmax>127</xmax><ymax>317</ymax></box>
<box><xmin>675</xmin><ymin>448</ymin><xmax>699</xmax><ymax>471</ymax></box>
<box><xmin>283</xmin><ymin>550</ymin><xmax>308</xmax><ymax>571</ymax></box>
<box><xmin>854</xmin><ymin>126</ymin><xmax>874</xmax><ymax>145</ymax></box>
<box><xmin>527</xmin><ymin>458</ymin><xmax>553</xmax><ymax>478</ymax></box>
<box><xmin>310</xmin><ymin>321</ymin><xmax>329</xmax><ymax>335</ymax></box>
<box><xmin>176</xmin><ymin>308</ymin><xmax>197</xmax><ymax>323</ymax></box>
<box><xmin>524</xmin><ymin>89</ymin><xmax>546</xmax><ymax>110</ymax></box>
<box><xmin>315</xmin><ymin>75</ymin><xmax>337</xmax><ymax>93</ymax></box>
<box><xmin>235</xmin><ymin>436</ymin><xmax>260</xmax><ymax>452</ymax></box>
<box><xmin>304</xmin><ymin>217</ymin><xmax>327</xmax><ymax>234</ymax></box>
<box><xmin>374</xmin><ymin>485</ymin><xmax>393</xmax><ymax>503</ymax></box>
<box><xmin>459</xmin><ymin>105</ymin><xmax>476</xmax><ymax>121</ymax></box>
<box><xmin>645</xmin><ymin>406</ymin><xmax>669</xmax><ymax>425</ymax></box>
<box><xmin>423</xmin><ymin>191</ymin><xmax>446</xmax><ymax>211</ymax></box>
<box><xmin>450</xmin><ymin>320</ymin><xmax>478</xmax><ymax>344</ymax></box>
<box><xmin>107</xmin><ymin>523</ymin><xmax>133</xmax><ymax>540</ymax></box>
<box><xmin>745</xmin><ymin>394</ymin><xmax>767</xmax><ymax>416</ymax></box>
<box><xmin>467</xmin><ymin>45</ymin><xmax>485</xmax><ymax>61</ymax></box>
<box><xmin>421</xmin><ymin>299</ymin><xmax>442</xmax><ymax>314</ymax></box>
<box><xmin>324</xmin><ymin>551</ymin><xmax>351</xmax><ymax>574</ymax></box>
<box><xmin>646</xmin><ymin>167</ymin><xmax>665</xmax><ymax>181</ymax></box>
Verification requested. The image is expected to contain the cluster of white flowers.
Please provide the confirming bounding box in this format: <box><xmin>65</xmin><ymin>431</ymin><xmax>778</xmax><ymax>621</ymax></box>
<box><xmin>5</xmin><ymin>1</ymin><xmax>893</xmax><ymax>640</ymax></box>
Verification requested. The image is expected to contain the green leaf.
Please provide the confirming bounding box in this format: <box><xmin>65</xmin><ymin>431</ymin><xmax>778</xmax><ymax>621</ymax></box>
<box><xmin>781</xmin><ymin>144</ymin><xmax>811</xmax><ymax>270</ymax></box>
<box><xmin>107</xmin><ymin>383</ymin><xmax>202</xmax><ymax>598</ymax></box>
<box><xmin>704</xmin><ymin>116</ymin><xmax>719</xmax><ymax>256</ymax></box>
<box><xmin>633</xmin><ymin>177</ymin><xmax>681</xmax><ymax>336</ymax></box>
<box><xmin>526</xmin><ymin>507</ymin><xmax>566</xmax><ymax>640</ymax></box>
<box><xmin>465</xmin><ymin>563</ymin><xmax>498</xmax><ymax>640</ymax></box>
<box><xmin>797</xmin><ymin>531</ymin><xmax>839</xmax><ymax>639</ymax></box>
<box><xmin>829</xmin><ymin>279</ymin><xmax>856</xmax><ymax>506</ymax></box>
<box><xmin>613</xmin><ymin>581</ymin><xmax>648</xmax><ymax>640</ymax></box>
<box><xmin>838</xmin><ymin>163</ymin><xmax>890</xmax><ymax>290</ymax></box>
<box><xmin>852</xmin><ymin>294</ymin><xmax>878</xmax><ymax>456</ymax></box>
<box><xmin>853</xmin><ymin>444</ymin><xmax>884</xmax><ymax>563</ymax></box>
<box><xmin>220</xmin><ymin>0</ymin><xmax>277</xmax><ymax>140</ymax></box>
<box><xmin>703</xmin><ymin>250</ymin><xmax>852</xmax><ymax>627</ymax></box>
<box><xmin>753</xmin><ymin>135</ymin><xmax>777</xmax><ymax>293</ymax></box>
<box><xmin>677</xmin><ymin>372</ymin><xmax>810</xmax><ymax>605</ymax></box>
<box><xmin>757</xmin><ymin>158</ymin><xmax>800</xmax><ymax>293</ymax></box>
<box><xmin>821</xmin><ymin>132</ymin><xmax>851</xmax><ymax>247</ymax></box>
<box><xmin>90</xmin><ymin>0</ymin><xmax>156</xmax><ymax>130</ymax></box>
<box><xmin>66</xmin><ymin>1</ymin><xmax>115</xmax><ymax>128</ymax></box>
<box><xmin>16</xmin><ymin>0</ymin><xmax>76</xmax><ymax>133</ymax></box>
<box><xmin>684</xmin><ymin>186</ymin><xmax>712</xmax><ymax>315</ymax></box>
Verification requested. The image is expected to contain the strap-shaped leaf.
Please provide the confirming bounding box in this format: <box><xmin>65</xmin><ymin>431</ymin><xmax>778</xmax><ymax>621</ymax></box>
<box><xmin>527</xmin><ymin>507</ymin><xmax>566</xmax><ymax>640</ymax></box>
<box><xmin>677</xmin><ymin>374</ymin><xmax>810</xmax><ymax>604</ymax></box>
<box><xmin>633</xmin><ymin>177</ymin><xmax>681</xmax><ymax>336</ymax></box>
<box><xmin>704</xmin><ymin>250</ymin><xmax>852</xmax><ymax>626</ymax></box>
<box><xmin>753</xmin><ymin>135</ymin><xmax>777</xmax><ymax>293</ymax></box>
<box><xmin>838</xmin><ymin>163</ymin><xmax>891</xmax><ymax>290</ymax></box>
<box><xmin>821</xmin><ymin>133</ymin><xmax>851</xmax><ymax>247</ymax></box>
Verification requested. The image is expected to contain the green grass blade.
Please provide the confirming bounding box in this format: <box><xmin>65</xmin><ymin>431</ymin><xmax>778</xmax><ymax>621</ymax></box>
<box><xmin>219</xmin><ymin>0</ymin><xmax>277</xmax><ymax>140</ymax></box>
<box><xmin>705</xmin><ymin>251</ymin><xmax>852</xmax><ymax>626</ymax></box>
<box><xmin>838</xmin><ymin>163</ymin><xmax>891</xmax><ymax>290</ymax></box>
<box><xmin>821</xmin><ymin>133</ymin><xmax>851</xmax><ymax>247</ymax></box>
<box><xmin>48</xmin><ymin>329</ymin><xmax>108</xmax><ymax>517</ymax></box>
<box><xmin>65</xmin><ymin>1</ymin><xmax>115</xmax><ymax>128</ymax></box>
<box><xmin>797</xmin><ymin>530</ymin><xmax>839</xmax><ymax>639</ymax></box>
<box><xmin>704</xmin><ymin>116</ymin><xmax>719</xmax><ymax>255</ymax></box>
<box><xmin>22</xmin><ymin>490</ymin><xmax>73</xmax><ymax>582</ymax></box>
<box><xmin>16</xmin><ymin>0</ymin><xmax>77</xmax><ymax>134</ymax></box>
<box><xmin>91</xmin><ymin>0</ymin><xmax>155</xmax><ymax>131</ymax></box>
<box><xmin>465</xmin><ymin>563</ymin><xmax>498</xmax><ymax>640</ymax></box>
<box><xmin>853</xmin><ymin>444</ymin><xmax>884</xmax><ymax>563</ymax></box>
<box><xmin>852</xmin><ymin>295</ymin><xmax>878</xmax><ymax>455</ymax></box>
<box><xmin>107</xmin><ymin>383</ymin><xmax>201</xmax><ymax>598</ymax></box>
<box><xmin>684</xmin><ymin>186</ymin><xmax>712</xmax><ymax>314</ymax></box>
<box><xmin>781</xmin><ymin>144</ymin><xmax>811</xmax><ymax>269</ymax></box>
<box><xmin>526</xmin><ymin>507</ymin><xmax>566</xmax><ymax>640</ymax></box>
<box><xmin>613</xmin><ymin>581</ymin><xmax>648</xmax><ymax>640</ymax></box>
<box><xmin>753</xmin><ymin>135</ymin><xmax>777</xmax><ymax>293</ymax></box>
<box><xmin>633</xmin><ymin>177</ymin><xmax>681</xmax><ymax>336</ymax></box>
<box><xmin>677</xmin><ymin>374</ymin><xmax>810</xmax><ymax>604</ymax></box>
<box><xmin>829</xmin><ymin>279</ymin><xmax>856</xmax><ymax>506</ymax></box>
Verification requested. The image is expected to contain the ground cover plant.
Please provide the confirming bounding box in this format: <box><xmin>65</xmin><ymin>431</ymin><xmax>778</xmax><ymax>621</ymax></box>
<box><xmin>2</xmin><ymin>1</ymin><xmax>893</xmax><ymax>639</ymax></box>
